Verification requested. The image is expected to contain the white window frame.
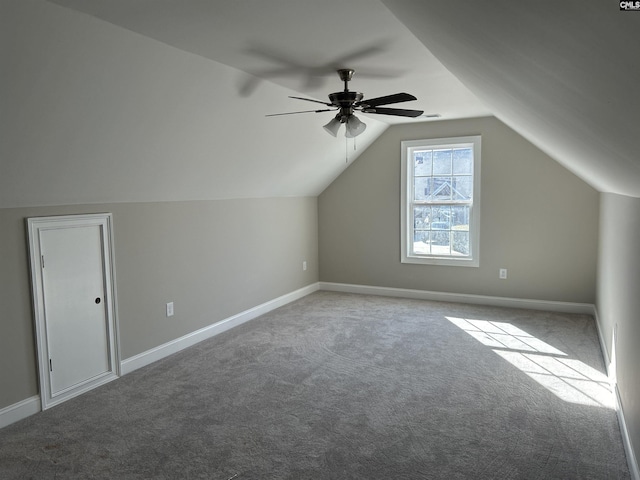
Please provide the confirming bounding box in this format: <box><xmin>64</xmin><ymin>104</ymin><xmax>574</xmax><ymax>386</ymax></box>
<box><xmin>401</xmin><ymin>135</ymin><xmax>481</xmax><ymax>267</ymax></box>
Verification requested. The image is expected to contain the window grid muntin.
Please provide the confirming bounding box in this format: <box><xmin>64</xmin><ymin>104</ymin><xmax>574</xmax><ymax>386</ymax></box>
<box><xmin>409</xmin><ymin>143</ymin><xmax>475</xmax><ymax>259</ymax></box>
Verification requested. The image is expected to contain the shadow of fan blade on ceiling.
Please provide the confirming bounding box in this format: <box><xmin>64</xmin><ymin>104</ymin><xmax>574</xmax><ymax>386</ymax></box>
<box><xmin>235</xmin><ymin>39</ymin><xmax>393</xmax><ymax>96</ymax></box>
<box><xmin>327</xmin><ymin>42</ymin><xmax>387</xmax><ymax>69</ymax></box>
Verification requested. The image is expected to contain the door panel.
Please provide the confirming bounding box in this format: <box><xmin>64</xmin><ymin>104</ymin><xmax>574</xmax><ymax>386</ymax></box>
<box><xmin>41</xmin><ymin>225</ymin><xmax>110</xmax><ymax>395</ymax></box>
<box><xmin>28</xmin><ymin>213</ymin><xmax>119</xmax><ymax>410</ymax></box>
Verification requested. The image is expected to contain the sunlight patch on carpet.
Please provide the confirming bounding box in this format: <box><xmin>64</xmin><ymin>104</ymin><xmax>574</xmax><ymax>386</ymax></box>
<box><xmin>446</xmin><ymin>317</ymin><xmax>614</xmax><ymax>409</ymax></box>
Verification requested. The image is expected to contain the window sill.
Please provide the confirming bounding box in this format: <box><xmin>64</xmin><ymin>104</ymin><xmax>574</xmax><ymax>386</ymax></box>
<box><xmin>401</xmin><ymin>255</ymin><xmax>479</xmax><ymax>267</ymax></box>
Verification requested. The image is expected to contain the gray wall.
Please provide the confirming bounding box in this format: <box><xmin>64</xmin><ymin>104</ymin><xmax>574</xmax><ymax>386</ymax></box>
<box><xmin>597</xmin><ymin>193</ymin><xmax>640</xmax><ymax>461</ymax></box>
<box><xmin>0</xmin><ymin>197</ymin><xmax>318</xmax><ymax>410</ymax></box>
<box><xmin>318</xmin><ymin>116</ymin><xmax>599</xmax><ymax>303</ymax></box>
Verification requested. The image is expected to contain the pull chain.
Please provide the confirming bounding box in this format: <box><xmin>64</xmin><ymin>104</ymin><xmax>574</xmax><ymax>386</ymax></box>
<box><xmin>345</xmin><ymin>137</ymin><xmax>348</xmax><ymax>163</ymax></box>
<box><xmin>344</xmin><ymin>136</ymin><xmax>359</xmax><ymax>163</ymax></box>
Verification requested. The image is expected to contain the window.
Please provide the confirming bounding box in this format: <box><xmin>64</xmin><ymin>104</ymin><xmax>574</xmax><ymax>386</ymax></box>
<box><xmin>401</xmin><ymin>136</ymin><xmax>481</xmax><ymax>266</ymax></box>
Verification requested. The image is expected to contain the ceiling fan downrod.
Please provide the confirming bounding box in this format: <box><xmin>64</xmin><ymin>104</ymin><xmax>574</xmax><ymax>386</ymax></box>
<box><xmin>329</xmin><ymin>69</ymin><xmax>362</xmax><ymax>120</ymax></box>
<box><xmin>337</xmin><ymin>68</ymin><xmax>355</xmax><ymax>91</ymax></box>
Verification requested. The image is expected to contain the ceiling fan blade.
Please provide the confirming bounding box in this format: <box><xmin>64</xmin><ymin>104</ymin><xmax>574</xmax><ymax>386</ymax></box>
<box><xmin>266</xmin><ymin>109</ymin><xmax>335</xmax><ymax>117</ymax></box>
<box><xmin>361</xmin><ymin>107</ymin><xmax>424</xmax><ymax>118</ymax></box>
<box><xmin>357</xmin><ymin>92</ymin><xmax>417</xmax><ymax>108</ymax></box>
<box><xmin>289</xmin><ymin>96</ymin><xmax>333</xmax><ymax>106</ymax></box>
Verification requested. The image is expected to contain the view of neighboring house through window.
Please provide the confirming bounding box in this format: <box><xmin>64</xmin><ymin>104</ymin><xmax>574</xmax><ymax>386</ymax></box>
<box><xmin>401</xmin><ymin>136</ymin><xmax>481</xmax><ymax>266</ymax></box>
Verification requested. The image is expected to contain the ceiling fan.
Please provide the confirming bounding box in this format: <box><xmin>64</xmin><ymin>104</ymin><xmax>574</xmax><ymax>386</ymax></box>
<box><xmin>266</xmin><ymin>69</ymin><xmax>424</xmax><ymax>138</ymax></box>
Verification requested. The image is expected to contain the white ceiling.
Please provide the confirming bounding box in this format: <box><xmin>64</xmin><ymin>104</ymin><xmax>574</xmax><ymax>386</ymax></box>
<box><xmin>6</xmin><ymin>0</ymin><xmax>639</xmax><ymax>208</ymax></box>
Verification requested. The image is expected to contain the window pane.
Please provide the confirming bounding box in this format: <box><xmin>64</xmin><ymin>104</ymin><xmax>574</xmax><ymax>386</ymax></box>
<box><xmin>453</xmin><ymin>148</ymin><xmax>473</xmax><ymax>174</ymax></box>
<box><xmin>452</xmin><ymin>231</ymin><xmax>470</xmax><ymax>256</ymax></box>
<box><xmin>414</xmin><ymin>177</ymin><xmax>430</xmax><ymax>201</ymax></box>
<box><xmin>430</xmin><ymin>231</ymin><xmax>451</xmax><ymax>255</ymax></box>
<box><xmin>452</xmin><ymin>176</ymin><xmax>473</xmax><ymax>200</ymax></box>
<box><xmin>433</xmin><ymin>149</ymin><xmax>452</xmax><ymax>175</ymax></box>
<box><xmin>413</xmin><ymin>236</ymin><xmax>430</xmax><ymax>255</ymax></box>
<box><xmin>451</xmin><ymin>206</ymin><xmax>470</xmax><ymax>230</ymax></box>
<box><xmin>413</xmin><ymin>206</ymin><xmax>430</xmax><ymax>229</ymax></box>
<box><xmin>430</xmin><ymin>205</ymin><xmax>451</xmax><ymax>226</ymax></box>
<box><xmin>413</xmin><ymin>229</ymin><xmax>428</xmax><ymax>243</ymax></box>
<box><xmin>414</xmin><ymin>150</ymin><xmax>432</xmax><ymax>176</ymax></box>
<box><xmin>431</xmin><ymin>177</ymin><xmax>452</xmax><ymax>201</ymax></box>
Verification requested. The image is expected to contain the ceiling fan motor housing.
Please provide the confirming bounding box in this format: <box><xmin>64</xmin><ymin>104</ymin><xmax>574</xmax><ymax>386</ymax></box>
<box><xmin>329</xmin><ymin>91</ymin><xmax>363</xmax><ymax>120</ymax></box>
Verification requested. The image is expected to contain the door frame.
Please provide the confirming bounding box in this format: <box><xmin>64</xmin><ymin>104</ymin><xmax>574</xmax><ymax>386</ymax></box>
<box><xmin>27</xmin><ymin>213</ymin><xmax>121</xmax><ymax>410</ymax></box>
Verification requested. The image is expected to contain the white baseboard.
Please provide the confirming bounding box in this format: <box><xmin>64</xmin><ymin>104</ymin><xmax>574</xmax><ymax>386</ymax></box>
<box><xmin>615</xmin><ymin>385</ymin><xmax>640</xmax><ymax>480</ymax></box>
<box><xmin>592</xmin><ymin>307</ymin><xmax>612</xmax><ymax>377</ymax></box>
<box><xmin>319</xmin><ymin>282</ymin><xmax>595</xmax><ymax>315</ymax></box>
<box><xmin>0</xmin><ymin>395</ymin><xmax>40</xmax><ymax>429</ymax></box>
<box><xmin>121</xmin><ymin>283</ymin><xmax>319</xmax><ymax>375</ymax></box>
<box><xmin>593</xmin><ymin>310</ymin><xmax>638</xmax><ymax>479</ymax></box>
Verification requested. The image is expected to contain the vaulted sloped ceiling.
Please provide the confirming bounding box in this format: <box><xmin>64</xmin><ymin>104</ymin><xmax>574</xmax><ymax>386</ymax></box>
<box><xmin>6</xmin><ymin>1</ymin><xmax>637</xmax><ymax>208</ymax></box>
<box><xmin>382</xmin><ymin>0</ymin><xmax>640</xmax><ymax>197</ymax></box>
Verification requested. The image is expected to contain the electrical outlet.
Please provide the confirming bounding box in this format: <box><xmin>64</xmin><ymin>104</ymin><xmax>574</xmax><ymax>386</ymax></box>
<box><xmin>166</xmin><ymin>302</ymin><xmax>174</xmax><ymax>317</ymax></box>
<box><xmin>499</xmin><ymin>268</ymin><xmax>508</xmax><ymax>279</ymax></box>
<box><xmin>303</xmin><ymin>261</ymin><xmax>307</xmax><ymax>271</ymax></box>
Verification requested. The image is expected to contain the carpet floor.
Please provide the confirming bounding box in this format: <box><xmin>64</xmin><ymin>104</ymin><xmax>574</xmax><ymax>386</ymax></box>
<box><xmin>0</xmin><ymin>291</ymin><xmax>631</xmax><ymax>479</ymax></box>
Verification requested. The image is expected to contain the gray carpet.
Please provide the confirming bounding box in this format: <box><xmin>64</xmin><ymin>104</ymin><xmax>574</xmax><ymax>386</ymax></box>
<box><xmin>0</xmin><ymin>291</ymin><xmax>630</xmax><ymax>479</ymax></box>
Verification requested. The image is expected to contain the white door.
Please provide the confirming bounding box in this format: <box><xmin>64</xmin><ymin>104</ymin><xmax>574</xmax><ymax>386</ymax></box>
<box><xmin>28</xmin><ymin>214</ymin><xmax>120</xmax><ymax>410</ymax></box>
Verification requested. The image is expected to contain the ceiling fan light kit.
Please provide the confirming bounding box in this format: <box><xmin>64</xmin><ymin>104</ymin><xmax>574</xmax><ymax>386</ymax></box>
<box><xmin>323</xmin><ymin>113</ymin><xmax>367</xmax><ymax>138</ymax></box>
<box><xmin>323</xmin><ymin>116</ymin><xmax>343</xmax><ymax>137</ymax></box>
<box><xmin>267</xmin><ymin>69</ymin><xmax>424</xmax><ymax>138</ymax></box>
<box><xmin>345</xmin><ymin>115</ymin><xmax>366</xmax><ymax>138</ymax></box>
